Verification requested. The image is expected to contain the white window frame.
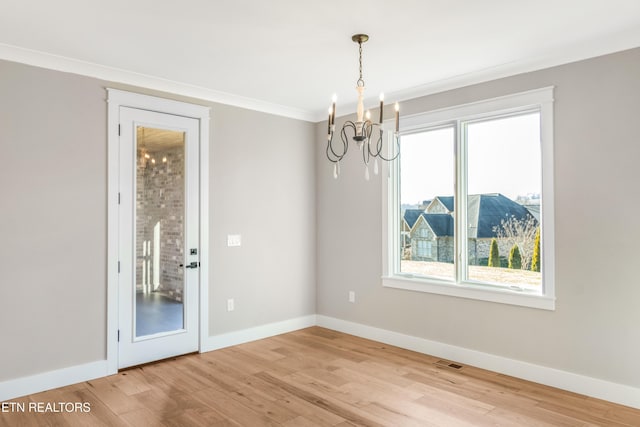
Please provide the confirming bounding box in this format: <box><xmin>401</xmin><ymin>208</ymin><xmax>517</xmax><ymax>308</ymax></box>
<box><xmin>382</xmin><ymin>87</ymin><xmax>555</xmax><ymax>310</ymax></box>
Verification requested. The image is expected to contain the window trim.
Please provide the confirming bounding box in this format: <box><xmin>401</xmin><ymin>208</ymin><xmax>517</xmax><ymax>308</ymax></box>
<box><xmin>381</xmin><ymin>87</ymin><xmax>555</xmax><ymax>310</ymax></box>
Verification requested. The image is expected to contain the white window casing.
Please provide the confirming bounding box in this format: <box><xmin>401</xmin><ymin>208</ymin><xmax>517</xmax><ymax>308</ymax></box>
<box><xmin>381</xmin><ymin>87</ymin><xmax>555</xmax><ymax>310</ymax></box>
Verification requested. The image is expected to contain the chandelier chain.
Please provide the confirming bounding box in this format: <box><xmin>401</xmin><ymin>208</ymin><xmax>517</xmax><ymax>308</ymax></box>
<box><xmin>357</xmin><ymin>41</ymin><xmax>365</xmax><ymax>87</ymax></box>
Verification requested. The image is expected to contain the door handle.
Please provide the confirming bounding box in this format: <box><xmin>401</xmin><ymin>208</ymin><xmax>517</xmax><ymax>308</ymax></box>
<box><xmin>179</xmin><ymin>261</ymin><xmax>199</xmax><ymax>269</ymax></box>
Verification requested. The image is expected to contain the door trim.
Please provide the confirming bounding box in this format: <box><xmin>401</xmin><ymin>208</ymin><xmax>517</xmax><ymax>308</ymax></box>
<box><xmin>107</xmin><ymin>88</ymin><xmax>210</xmax><ymax>374</ymax></box>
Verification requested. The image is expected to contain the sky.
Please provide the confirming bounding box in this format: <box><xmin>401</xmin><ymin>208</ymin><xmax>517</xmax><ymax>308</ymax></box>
<box><xmin>400</xmin><ymin>112</ymin><xmax>541</xmax><ymax>205</ymax></box>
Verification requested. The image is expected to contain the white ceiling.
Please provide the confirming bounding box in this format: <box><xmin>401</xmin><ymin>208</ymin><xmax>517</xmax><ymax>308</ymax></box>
<box><xmin>1</xmin><ymin>0</ymin><xmax>639</xmax><ymax>122</ymax></box>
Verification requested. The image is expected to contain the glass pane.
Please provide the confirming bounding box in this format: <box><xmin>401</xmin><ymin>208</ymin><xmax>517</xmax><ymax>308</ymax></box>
<box><xmin>399</xmin><ymin>127</ymin><xmax>455</xmax><ymax>281</ymax></box>
<box><xmin>466</xmin><ymin>112</ymin><xmax>542</xmax><ymax>287</ymax></box>
<box><xmin>135</xmin><ymin>126</ymin><xmax>186</xmax><ymax>337</ymax></box>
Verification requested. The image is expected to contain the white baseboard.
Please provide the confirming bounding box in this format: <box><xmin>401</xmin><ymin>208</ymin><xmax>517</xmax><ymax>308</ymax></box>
<box><xmin>0</xmin><ymin>360</ymin><xmax>109</xmax><ymax>402</ymax></box>
<box><xmin>201</xmin><ymin>314</ymin><xmax>317</xmax><ymax>353</ymax></box>
<box><xmin>3</xmin><ymin>315</ymin><xmax>638</xmax><ymax>411</ymax></box>
<box><xmin>316</xmin><ymin>315</ymin><xmax>640</xmax><ymax>410</ymax></box>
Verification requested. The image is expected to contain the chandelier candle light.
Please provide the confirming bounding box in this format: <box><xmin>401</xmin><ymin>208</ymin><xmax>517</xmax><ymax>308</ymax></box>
<box><xmin>326</xmin><ymin>34</ymin><xmax>400</xmax><ymax>180</ymax></box>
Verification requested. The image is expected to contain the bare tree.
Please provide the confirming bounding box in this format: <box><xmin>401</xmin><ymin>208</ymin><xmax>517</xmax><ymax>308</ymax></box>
<box><xmin>493</xmin><ymin>215</ymin><xmax>538</xmax><ymax>270</ymax></box>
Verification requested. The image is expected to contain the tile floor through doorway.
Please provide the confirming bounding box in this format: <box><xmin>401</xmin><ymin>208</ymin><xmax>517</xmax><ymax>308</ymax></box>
<box><xmin>135</xmin><ymin>292</ymin><xmax>183</xmax><ymax>336</ymax></box>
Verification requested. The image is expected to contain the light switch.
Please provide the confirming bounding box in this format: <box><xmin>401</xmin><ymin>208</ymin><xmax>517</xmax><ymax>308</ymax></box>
<box><xmin>227</xmin><ymin>234</ymin><xmax>242</xmax><ymax>247</ymax></box>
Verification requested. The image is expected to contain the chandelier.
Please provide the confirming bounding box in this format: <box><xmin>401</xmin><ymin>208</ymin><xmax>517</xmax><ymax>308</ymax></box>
<box><xmin>326</xmin><ymin>34</ymin><xmax>400</xmax><ymax>180</ymax></box>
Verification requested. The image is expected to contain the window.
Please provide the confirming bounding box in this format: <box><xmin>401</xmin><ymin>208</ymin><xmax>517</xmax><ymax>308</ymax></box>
<box><xmin>416</xmin><ymin>240</ymin><xmax>432</xmax><ymax>258</ymax></box>
<box><xmin>383</xmin><ymin>88</ymin><xmax>555</xmax><ymax>310</ymax></box>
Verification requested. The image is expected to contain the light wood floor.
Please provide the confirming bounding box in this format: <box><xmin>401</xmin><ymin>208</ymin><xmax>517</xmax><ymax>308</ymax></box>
<box><xmin>2</xmin><ymin>327</ymin><xmax>639</xmax><ymax>426</ymax></box>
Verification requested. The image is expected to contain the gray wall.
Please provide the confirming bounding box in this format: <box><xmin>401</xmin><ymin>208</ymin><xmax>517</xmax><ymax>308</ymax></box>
<box><xmin>0</xmin><ymin>61</ymin><xmax>107</xmax><ymax>381</ymax></box>
<box><xmin>316</xmin><ymin>47</ymin><xmax>640</xmax><ymax>388</ymax></box>
<box><xmin>0</xmin><ymin>59</ymin><xmax>316</xmax><ymax>382</ymax></box>
<box><xmin>209</xmin><ymin>104</ymin><xmax>316</xmax><ymax>333</ymax></box>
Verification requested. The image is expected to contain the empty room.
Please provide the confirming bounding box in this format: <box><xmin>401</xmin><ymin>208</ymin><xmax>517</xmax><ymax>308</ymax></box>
<box><xmin>1</xmin><ymin>1</ymin><xmax>639</xmax><ymax>425</ymax></box>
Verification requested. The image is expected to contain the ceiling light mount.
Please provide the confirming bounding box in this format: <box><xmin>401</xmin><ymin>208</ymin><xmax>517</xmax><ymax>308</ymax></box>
<box><xmin>351</xmin><ymin>33</ymin><xmax>369</xmax><ymax>44</ymax></box>
<box><xmin>326</xmin><ymin>34</ymin><xmax>400</xmax><ymax>180</ymax></box>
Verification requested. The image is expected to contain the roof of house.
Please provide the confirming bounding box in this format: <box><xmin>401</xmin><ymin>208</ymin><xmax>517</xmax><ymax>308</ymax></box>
<box><xmin>413</xmin><ymin>193</ymin><xmax>536</xmax><ymax>239</ymax></box>
<box><xmin>438</xmin><ymin>196</ymin><xmax>454</xmax><ymax>212</ymax></box>
<box><xmin>468</xmin><ymin>193</ymin><xmax>535</xmax><ymax>238</ymax></box>
<box><xmin>525</xmin><ymin>205</ymin><xmax>540</xmax><ymax>222</ymax></box>
<box><xmin>420</xmin><ymin>213</ymin><xmax>454</xmax><ymax>237</ymax></box>
<box><xmin>426</xmin><ymin>196</ymin><xmax>454</xmax><ymax>213</ymax></box>
<box><xmin>403</xmin><ymin>209</ymin><xmax>424</xmax><ymax>229</ymax></box>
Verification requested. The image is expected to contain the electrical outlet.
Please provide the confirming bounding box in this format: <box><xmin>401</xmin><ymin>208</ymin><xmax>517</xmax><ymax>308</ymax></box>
<box><xmin>348</xmin><ymin>291</ymin><xmax>355</xmax><ymax>303</ymax></box>
<box><xmin>227</xmin><ymin>234</ymin><xmax>242</xmax><ymax>247</ymax></box>
<box><xmin>227</xmin><ymin>298</ymin><xmax>235</xmax><ymax>312</ymax></box>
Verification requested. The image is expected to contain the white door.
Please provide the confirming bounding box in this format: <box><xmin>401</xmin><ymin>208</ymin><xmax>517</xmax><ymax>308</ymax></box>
<box><xmin>118</xmin><ymin>107</ymin><xmax>200</xmax><ymax>369</ymax></box>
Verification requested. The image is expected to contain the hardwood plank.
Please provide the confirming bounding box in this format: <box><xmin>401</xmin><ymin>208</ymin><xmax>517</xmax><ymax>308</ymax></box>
<box><xmin>109</xmin><ymin>369</ymin><xmax>153</xmax><ymax>396</ymax></box>
<box><xmin>130</xmin><ymin>388</ymin><xmax>182</xmax><ymax>419</ymax></box>
<box><xmin>71</xmin><ymin>387</ymin><xmax>128</xmax><ymax>426</ymax></box>
<box><xmin>282</xmin><ymin>370</ymin><xmax>362</xmax><ymax>407</ymax></box>
<box><xmin>281</xmin><ymin>415</ymin><xmax>321</xmax><ymax>426</ymax></box>
<box><xmin>360</xmin><ymin>402</ymin><xmax>435</xmax><ymax>426</ymax></box>
<box><xmin>84</xmin><ymin>377</ymin><xmax>145</xmax><ymax>416</ymax></box>
<box><xmin>233</xmin><ymin>338</ymin><xmax>289</xmax><ymax>363</ymax></box>
<box><xmin>409</xmin><ymin>379</ymin><xmax>496</xmax><ymax>417</ymax></box>
<box><xmin>333</xmin><ymin>364</ymin><xmax>424</xmax><ymax>401</ymax></box>
<box><xmin>602</xmin><ymin>400</ymin><xmax>640</xmax><ymax>426</ymax></box>
<box><xmin>535</xmin><ymin>400</ymin><xmax>631</xmax><ymax>426</ymax></box>
<box><xmin>296</xmin><ymin>367</ymin><xmax>350</xmax><ymax>388</ymax></box>
<box><xmin>272</xmin><ymin>397</ymin><xmax>345</xmax><ymax>426</ymax></box>
<box><xmin>119</xmin><ymin>408</ymin><xmax>169</xmax><ymax>427</ymax></box>
<box><xmin>255</xmin><ymin>371</ymin><xmax>388</xmax><ymax>427</ymax></box>
<box><xmin>189</xmin><ymin>386</ymin><xmax>282</xmax><ymax>426</ymax></box>
<box><xmin>162</xmin><ymin>406</ymin><xmax>239</xmax><ymax>427</ymax></box>
<box><xmin>273</xmin><ymin>333</ymin><xmax>367</xmax><ymax>364</ymax></box>
<box><xmin>196</xmin><ymin>357</ymin><xmax>345</xmax><ymax>425</ymax></box>
<box><xmin>208</xmin><ymin>346</ymin><xmax>294</xmax><ymax>377</ymax></box>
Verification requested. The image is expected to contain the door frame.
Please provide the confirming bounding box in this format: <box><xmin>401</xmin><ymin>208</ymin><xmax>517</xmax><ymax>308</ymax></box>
<box><xmin>106</xmin><ymin>88</ymin><xmax>210</xmax><ymax>374</ymax></box>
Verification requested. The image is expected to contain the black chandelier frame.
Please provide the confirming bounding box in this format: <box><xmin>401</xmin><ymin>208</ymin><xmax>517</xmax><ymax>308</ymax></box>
<box><xmin>326</xmin><ymin>121</ymin><xmax>400</xmax><ymax>169</ymax></box>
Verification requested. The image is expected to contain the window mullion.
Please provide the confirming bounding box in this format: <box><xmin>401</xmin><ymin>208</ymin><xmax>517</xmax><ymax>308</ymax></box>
<box><xmin>388</xmin><ymin>130</ymin><xmax>401</xmax><ymax>278</ymax></box>
<box><xmin>455</xmin><ymin>120</ymin><xmax>468</xmax><ymax>284</ymax></box>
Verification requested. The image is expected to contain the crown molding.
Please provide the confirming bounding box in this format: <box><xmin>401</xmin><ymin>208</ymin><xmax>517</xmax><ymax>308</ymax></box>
<box><xmin>311</xmin><ymin>27</ymin><xmax>640</xmax><ymax>122</ymax></box>
<box><xmin>0</xmin><ymin>43</ymin><xmax>317</xmax><ymax>122</ymax></box>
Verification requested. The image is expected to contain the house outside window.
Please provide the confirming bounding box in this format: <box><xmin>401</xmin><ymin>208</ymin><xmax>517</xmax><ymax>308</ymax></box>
<box><xmin>383</xmin><ymin>88</ymin><xmax>555</xmax><ymax>310</ymax></box>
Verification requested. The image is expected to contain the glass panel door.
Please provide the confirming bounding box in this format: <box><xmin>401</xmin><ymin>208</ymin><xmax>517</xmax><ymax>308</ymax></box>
<box><xmin>118</xmin><ymin>106</ymin><xmax>199</xmax><ymax>369</ymax></box>
<box><xmin>135</xmin><ymin>126</ymin><xmax>186</xmax><ymax>338</ymax></box>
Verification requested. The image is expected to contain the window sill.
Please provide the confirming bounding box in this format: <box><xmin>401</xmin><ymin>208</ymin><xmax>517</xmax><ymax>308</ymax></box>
<box><xmin>382</xmin><ymin>275</ymin><xmax>555</xmax><ymax>310</ymax></box>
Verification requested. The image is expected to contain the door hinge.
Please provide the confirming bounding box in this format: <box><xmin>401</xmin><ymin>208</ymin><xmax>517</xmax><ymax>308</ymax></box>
<box><xmin>118</xmin><ymin>261</ymin><xmax>120</xmax><ymax>273</ymax></box>
<box><xmin>118</xmin><ymin>192</ymin><xmax>121</xmax><ymax>204</ymax></box>
<box><xmin>118</xmin><ymin>124</ymin><xmax>121</xmax><ymax>136</ymax></box>
<box><xmin>117</xmin><ymin>330</ymin><xmax>120</xmax><ymax>342</ymax></box>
